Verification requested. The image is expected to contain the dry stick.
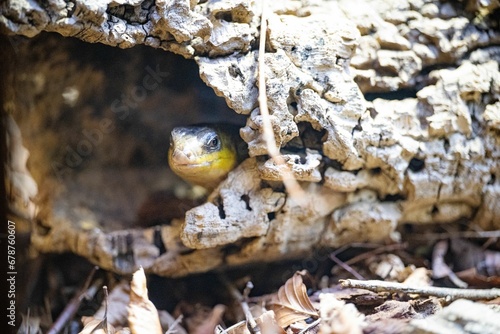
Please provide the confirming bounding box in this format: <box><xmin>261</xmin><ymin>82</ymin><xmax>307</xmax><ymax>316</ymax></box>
<box><xmin>340</xmin><ymin>279</ymin><xmax>500</xmax><ymax>301</ymax></box>
<box><xmin>330</xmin><ymin>254</ymin><xmax>365</xmax><ymax>280</ymax></box>
<box><xmin>47</xmin><ymin>266</ymin><xmax>101</xmax><ymax>334</ymax></box>
<box><xmin>298</xmin><ymin>318</ymin><xmax>321</xmax><ymax>334</ymax></box>
<box><xmin>344</xmin><ymin>243</ymin><xmax>407</xmax><ymax>266</ymax></box>
<box><xmin>242</xmin><ymin>282</ymin><xmax>260</xmax><ymax>334</ymax></box>
<box><xmin>223</xmin><ymin>278</ymin><xmax>261</xmax><ymax>334</ymax></box>
<box><xmin>165</xmin><ymin>315</ymin><xmax>184</xmax><ymax>334</ymax></box>
<box><xmin>330</xmin><ymin>243</ymin><xmax>407</xmax><ymax>278</ymax></box>
<box><xmin>258</xmin><ymin>0</ymin><xmax>306</xmax><ymax>203</ymax></box>
<box><xmin>330</xmin><ymin>242</ymin><xmax>391</xmax><ymax>258</ymax></box>
<box><xmin>410</xmin><ymin>230</ymin><xmax>500</xmax><ymax>241</ymax></box>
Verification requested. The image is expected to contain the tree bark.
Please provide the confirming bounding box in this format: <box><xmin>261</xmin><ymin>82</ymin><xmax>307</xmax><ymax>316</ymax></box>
<box><xmin>2</xmin><ymin>0</ymin><xmax>499</xmax><ymax>276</ymax></box>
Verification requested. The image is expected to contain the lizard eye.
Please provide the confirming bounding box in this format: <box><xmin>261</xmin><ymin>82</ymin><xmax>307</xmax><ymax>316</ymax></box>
<box><xmin>206</xmin><ymin>135</ymin><xmax>219</xmax><ymax>150</ymax></box>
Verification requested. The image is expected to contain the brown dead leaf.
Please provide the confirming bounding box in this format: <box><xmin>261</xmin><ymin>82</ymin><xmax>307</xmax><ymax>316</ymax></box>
<box><xmin>456</xmin><ymin>267</ymin><xmax>500</xmax><ymax>287</ymax></box>
<box><xmin>270</xmin><ymin>271</ymin><xmax>319</xmax><ymax>328</ymax></box>
<box><xmin>127</xmin><ymin>267</ymin><xmax>162</xmax><ymax>334</ymax></box>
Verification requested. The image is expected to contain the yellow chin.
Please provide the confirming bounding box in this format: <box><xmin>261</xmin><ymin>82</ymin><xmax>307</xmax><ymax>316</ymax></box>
<box><xmin>169</xmin><ymin>147</ymin><xmax>238</xmax><ymax>189</ymax></box>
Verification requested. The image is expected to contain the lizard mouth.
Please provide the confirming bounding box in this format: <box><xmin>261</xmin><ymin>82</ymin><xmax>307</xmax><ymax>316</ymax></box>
<box><xmin>175</xmin><ymin>161</ymin><xmax>212</xmax><ymax>168</ymax></box>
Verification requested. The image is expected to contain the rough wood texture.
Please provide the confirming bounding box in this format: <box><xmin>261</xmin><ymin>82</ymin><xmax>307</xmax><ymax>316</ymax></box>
<box><xmin>2</xmin><ymin>0</ymin><xmax>499</xmax><ymax>276</ymax></box>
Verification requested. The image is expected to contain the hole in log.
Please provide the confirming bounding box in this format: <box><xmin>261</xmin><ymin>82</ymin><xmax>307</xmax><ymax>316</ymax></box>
<box><xmin>488</xmin><ymin>173</ymin><xmax>496</xmax><ymax>185</ymax></box>
<box><xmin>408</xmin><ymin>158</ymin><xmax>425</xmax><ymax>172</ymax></box>
<box><xmin>240</xmin><ymin>194</ymin><xmax>252</xmax><ymax>211</ymax></box>
<box><xmin>267</xmin><ymin>212</ymin><xmax>276</xmax><ymax>221</ymax></box>
<box><xmin>370</xmin><ymin>167</ymin><xmax>382</xmax><ymax>175</ymax></box>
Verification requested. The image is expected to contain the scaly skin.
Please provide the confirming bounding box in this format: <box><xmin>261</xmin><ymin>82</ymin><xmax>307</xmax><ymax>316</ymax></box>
<box><xmin>168</xmin><ymin>124</ymin><xmax>246</xmax><ymax>190</ymax></box>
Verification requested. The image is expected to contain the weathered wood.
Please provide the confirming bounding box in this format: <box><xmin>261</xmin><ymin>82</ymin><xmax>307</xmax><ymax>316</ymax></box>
<box><xmin>2</xmin><ymin>0</ymin><xmax>499</xmax><ymax>277</ymax></box>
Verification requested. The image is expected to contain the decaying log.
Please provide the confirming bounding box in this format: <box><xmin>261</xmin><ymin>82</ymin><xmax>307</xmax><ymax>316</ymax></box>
<box><xmin>2</xmin><ymin>0</ymin><xmax>499</xmax><ymax>276</ymax></box>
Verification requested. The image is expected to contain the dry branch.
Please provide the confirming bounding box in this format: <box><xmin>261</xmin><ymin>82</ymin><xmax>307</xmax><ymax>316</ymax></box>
<box><xmin>340</xmin><ymin>279</ymin><xmax>500</xmax><ymax>301</ymax></box>
<box><xmin>256</xmin><ymin>0</ymin><xmax>305</xmax><ymax>204</ymax></box>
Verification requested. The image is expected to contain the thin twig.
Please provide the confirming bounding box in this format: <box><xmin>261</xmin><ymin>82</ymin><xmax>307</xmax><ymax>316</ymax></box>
<box><xmin>165</xmin><ymin>315</ymin><xmax>184</xmax><ymax>334</ymax></box>
<box><xmin>242</xmin><ymin>282</ymin><xmax>260</xmax><ymax>334</ymax></box>
<box><xmin>258</xmin><ymin>0</ymin><xmax>306</xmax><ymax>204</ymax></box>
<box><xmin>340</xmin><ymin>279</ymin><xmax>500</xmax><ymax>301</ymax></box>
<box><xmin>330</xmin><ymin>254</ymin><xmax>365</xmax><ymax>280</ymax></box>
<box><xmin>222</xmin><ymin>277</ymin><xmax>261</xmax><ymax>334</ymax></box>
<box><xmin>47</xmin><ymin>266</ymin><xmax>101</xmax><ymax>334</ymax></box>
<box><xmin>344</xmin><ymin>243</ymin><xmax>407</xmax><ymax>266</ymax></box>
<box><xmin>330</xmin><ymin>243</ymin><xmax>385</xmax><ymax>257</ymax></box>
<box><xmin>298</xmin><ymin>318</ymin><xmax>322</xmax><ymax>334</ymax></box>
<box><xmin>410</xmin><ymin>230</ymin><xmax>500</xmax><ymax>240</ymax></box>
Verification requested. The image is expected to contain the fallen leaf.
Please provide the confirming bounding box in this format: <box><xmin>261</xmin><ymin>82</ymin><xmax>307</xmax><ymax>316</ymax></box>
<box><xmin>456</xmin><ymin>267</ymin><xmax>500</xmax><ymax>287</ymax></box>
<box><xmin>127</xmin><ymin>267</ymin><xmax>162</xmax><ymax>334</ymax></box>
<box><xmin>270</xmin><ymin>271</ymin><xmax>319</xmax><ymax>328</ymax></box>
